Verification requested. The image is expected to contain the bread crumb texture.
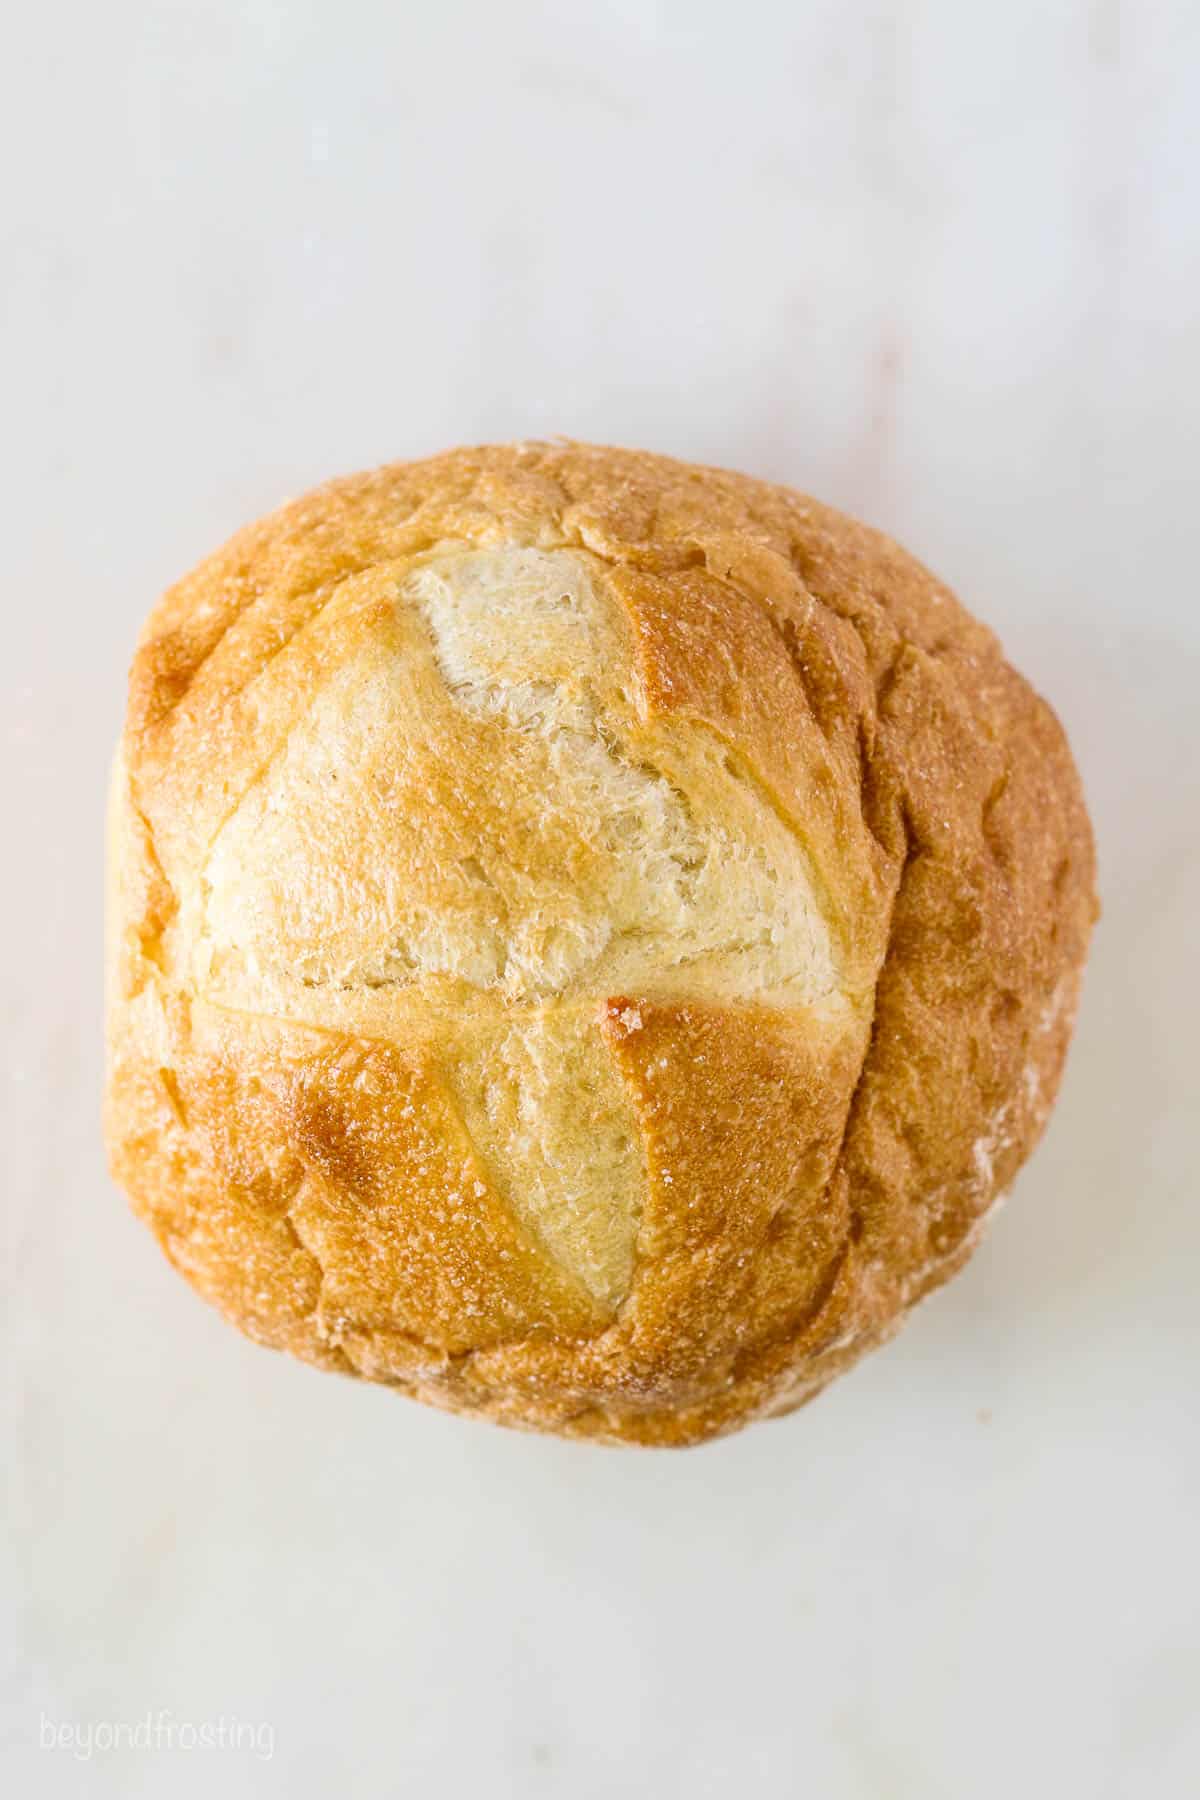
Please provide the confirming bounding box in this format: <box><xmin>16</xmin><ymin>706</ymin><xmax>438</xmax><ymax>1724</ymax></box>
<box><xmin>105</xmin><ymin>443</ymin><xmax>1096</xmax><ymax>1445</ymax></box>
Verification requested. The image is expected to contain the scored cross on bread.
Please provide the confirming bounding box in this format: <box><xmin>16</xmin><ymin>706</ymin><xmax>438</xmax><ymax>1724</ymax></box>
<box><xmin>105</xmin><ymin>442</ymin><xmax>1096</xmax><ymax>1445</ymax></box>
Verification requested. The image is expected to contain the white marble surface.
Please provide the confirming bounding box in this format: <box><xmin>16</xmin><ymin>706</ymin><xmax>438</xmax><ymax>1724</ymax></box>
<box><xmin>4</xmin><ymin>3</ymin><xmax>1198</xmax><ymax>1795</ymax></box>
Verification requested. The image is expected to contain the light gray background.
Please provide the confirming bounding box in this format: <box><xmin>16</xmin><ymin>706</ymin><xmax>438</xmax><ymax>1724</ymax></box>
<box><xmin>4</xmin><ymin>3</ymin><xmax>1198</xmax><ymax>1796</ymax></box>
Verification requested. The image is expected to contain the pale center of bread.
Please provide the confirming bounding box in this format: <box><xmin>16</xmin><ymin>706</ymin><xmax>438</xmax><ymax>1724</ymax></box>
<box><xmin>192</xmin><ymin>547</ymin><xmax>841</xmax><ymax>1305</ymax></box>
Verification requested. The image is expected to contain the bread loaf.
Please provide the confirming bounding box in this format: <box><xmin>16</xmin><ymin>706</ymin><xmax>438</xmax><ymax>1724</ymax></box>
<box><xmin>104</xmin><ymin>442</ymin><xmax>1096</xmax><ymax>1445</ymax></box>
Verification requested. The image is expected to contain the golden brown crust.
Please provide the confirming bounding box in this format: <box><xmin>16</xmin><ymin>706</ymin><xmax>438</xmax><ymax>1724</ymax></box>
<box><xmin>105</xmin><ymin>442</ymin><xmax>1097</xmax><ymax>1446</ymax></box>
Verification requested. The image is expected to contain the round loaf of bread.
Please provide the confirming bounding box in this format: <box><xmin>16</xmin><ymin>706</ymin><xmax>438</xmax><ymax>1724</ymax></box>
<box><xmin>105</xmin><ymin>442</ymin><xmax>1096</xmax><ymax>1445</ymax></box>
